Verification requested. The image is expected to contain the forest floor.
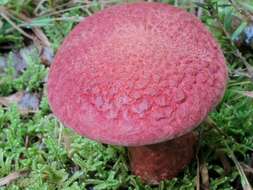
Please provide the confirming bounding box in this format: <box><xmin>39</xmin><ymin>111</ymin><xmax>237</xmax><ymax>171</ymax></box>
<box><xmin>0</xmin><ymin>0</ymin><xmax>253</xmax><ymax>189</ymax></box>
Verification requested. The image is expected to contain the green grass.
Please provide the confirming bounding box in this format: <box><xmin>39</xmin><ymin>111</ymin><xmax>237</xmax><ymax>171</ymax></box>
<box><xmin>0</xmin><ymin>0</ymin><xmax>253</xmax><ymax>189</ymax></box>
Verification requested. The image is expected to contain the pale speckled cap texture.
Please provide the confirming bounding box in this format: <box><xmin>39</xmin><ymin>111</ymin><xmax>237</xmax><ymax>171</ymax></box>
<box><xmin>48</xmin><ymin>2</ymin><xmax>228</xmax><ymax>146</ymax></box>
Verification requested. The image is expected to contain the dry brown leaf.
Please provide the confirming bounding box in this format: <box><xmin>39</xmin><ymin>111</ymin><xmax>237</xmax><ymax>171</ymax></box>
<box><xmin>40</xmin><ymin>47</ymin><xmax>54</xmax><ymax>66</ymax></box>
<box><xmin>0</xmin><ymin>91</ymin><xmax>40</xmax><ymax>114</ymax></box>
<box><xmin>0</xmin><ymin>92</ymin><xmax>24</xmax><ymax>106</ymax></box>
<box><xmin>200</xmin><ymin>162</ymin><xmax>209</xmax><ymax>190</ymax></box>
<box><xmin>0</xmin><ymin>171</ymin><xmax>28</xmax><ymax>187</ymax></box>
<box><xmin>12</xmin><ymin>50</ymin><xmax>28</xmax><ymax>77</ymax></box>
<box><xmin>11</xmin><ymin>12</ymin><xmax>54</xmax><ymax>67</ymax></box>
<box><xmin>1</xmin><ymin>45</ymin><xmax>36</xmax><ymax>78</ymax></box>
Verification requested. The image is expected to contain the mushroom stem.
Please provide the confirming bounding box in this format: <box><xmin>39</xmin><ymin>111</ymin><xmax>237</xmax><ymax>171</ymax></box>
<box><xmin>128</xmin><ymin>132</ymin><xmax>197</xmax><ymax>184</ymax></box>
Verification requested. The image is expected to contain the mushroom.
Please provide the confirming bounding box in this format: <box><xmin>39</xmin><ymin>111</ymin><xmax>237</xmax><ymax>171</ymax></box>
<box><xmin>48</xmin><ymin>2</ymin><xmax>228</xmax><ymax>184</ymax></box>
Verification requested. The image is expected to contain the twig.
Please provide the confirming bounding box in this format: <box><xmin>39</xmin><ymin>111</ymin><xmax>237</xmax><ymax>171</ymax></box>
<box><xmin>0</xmin><ymin>171</ymin><xmax>28</xmax><ymax>187</ymax></box>
<box><xmin>200</xmin><ymin>162</ymin><xmax>209</xmax><ymax>190</ymax></box>
<box><xmin>241</xmin><ymin>163</ymin><xmax>253</xmax><ymax>174</ymax></box>
<box><xmin>196</xmin><ymin>153</ymin><xmax>200</xmax><ymax>190</ymax></box>
<box><xmin>228</xmin><ymin>150</ymin><xmax>252</xmax><ymax>190</ymax></box>
<box><xmin>34</xmin><ymin>0</ymin><xmax>47</xmax><ymax>16</ymax></box>
<box><xmin>195</xmin><ymin>130</ymin><xmax>202</xmax><ymax>190</ymax></box>
<box><xmin>25</xmin><ymin>135</ymin><xmax>29</xmax><ymax>149</ymax></box>
<box><xmin>0</xmin><ymin>7</ymin><xmax>34</xmax><ymax>41</ymax></box>
<box><xmin>17</xmin><ymin>12</ymin><xmax>51</xmax><ymax>47</ymax></box>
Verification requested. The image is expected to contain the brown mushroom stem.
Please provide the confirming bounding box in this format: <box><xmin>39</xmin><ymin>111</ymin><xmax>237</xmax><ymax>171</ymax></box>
<box><xmin>128</xmin><ymin>132</ymin><xmax>197</xmax><ymax>184</ymax></box>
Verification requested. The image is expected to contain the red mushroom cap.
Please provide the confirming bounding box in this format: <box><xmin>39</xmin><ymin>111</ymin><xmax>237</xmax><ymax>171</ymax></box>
<box><xmin>48</xmin><ymin>2</ymin><xmax>228</xmax><ymax>146</ymax></box>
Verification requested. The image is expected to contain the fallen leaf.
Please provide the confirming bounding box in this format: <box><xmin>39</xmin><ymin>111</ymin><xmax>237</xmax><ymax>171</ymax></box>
<box><xmin>18</xmin><ymin>92</ymin><xmax>40</xmax><ymax>110</ymax></box>
<box><xmin>200</xmin><ymin>162</ymin><xmax>209</xmax><ymax>190</ymax></box>
<box><xmin>1</xmin><ymin>45</ymin><xmax>36</xmax><ymax>78</ymax></box>
<box><xmin>0</xmin><ymin>91</ymin><xmax>24</xmax><ymax>106</ymax></box>
<box><xmin>0</xmin><ymin>171</ymin><xmax>28</xmax><ymax>187</ymax></box>
<box><xmin>0</xmin><ymin>91</ymin><xmax>40</xmax><ymax>114</ymax></box>
<box><xmin>42</xmin><ymin>80</ymin><xmax>48</xmax><ymax>97</ymax></box>
<box><xmin>40</xmin><ymin>47</ymin><xmax>54</xmax><ymax>66</ymax></box>
<box><xmin>12</xmin><ymin>50</ymin><xmax>27</xmax><ymax>76</ymax></box>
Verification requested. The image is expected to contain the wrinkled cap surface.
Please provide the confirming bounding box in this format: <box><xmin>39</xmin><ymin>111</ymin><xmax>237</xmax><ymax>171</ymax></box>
<box><xmin>48</xmin><ymin>2</ymin><xmax>228</xmax><ymax>146</ymax></box>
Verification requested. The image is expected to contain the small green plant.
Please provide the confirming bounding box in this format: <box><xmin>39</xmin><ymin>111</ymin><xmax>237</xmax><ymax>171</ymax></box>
<box><xmin>0</xmin><ymin>48</ymin><xmax>47</xmax><ymax>96</ymax></box>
